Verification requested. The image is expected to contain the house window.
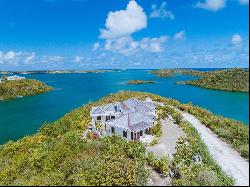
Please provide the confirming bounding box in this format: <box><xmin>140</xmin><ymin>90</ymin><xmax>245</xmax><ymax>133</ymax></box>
<box><xmin>137</xmin><ymin>132</ymin><xmax>140</xmax><ymax>139</ymax></box>
<box><xmin>111</xmin><ymin>127</ymin><xmax>115</xmax><ymax>134</ymax></box>
<box><xmin>123</xmin><ymin>131</ymin><xmax>127</xmax><ymax>138</ymax></box>
<box><xmin>97</xmin><ymin>116</ymin><xmax>101</xmax><ymax>121</ymax></box>
<box><xmin>106</xmin><ymin>116</ymin><xmax>111</xmax><ymax>121</ymax></box>
<box><xmin>140</xmin><ymin>130</ymin><xmax>143</xmax><ymax>136</ymax></box>
<box><xmin>131</xmin><ymin>132</ymin><xmax>134</xmax><ymax>140</ymax></box>
<box><xmin>111</xmin><ymin>116</ymin><xmax>115</xmax><ymax>119</ymax></box>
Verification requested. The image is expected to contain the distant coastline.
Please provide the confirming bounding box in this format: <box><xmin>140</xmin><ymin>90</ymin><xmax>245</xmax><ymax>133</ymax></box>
<box><xmin>151</xmin><ymin>68</ymin><xmax>249</xmax><ymax>93</ymax></box>
<box><xmin>0</xmin><ymin>69</ymin><xmax>120</xmax><ymax>75</ymax></box>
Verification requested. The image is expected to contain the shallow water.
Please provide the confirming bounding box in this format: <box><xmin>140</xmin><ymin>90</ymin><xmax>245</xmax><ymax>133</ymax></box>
<box><xmin>0</xmin><ymin>69</ymin><xmax>248</xmax><ymax>144</ymax></box>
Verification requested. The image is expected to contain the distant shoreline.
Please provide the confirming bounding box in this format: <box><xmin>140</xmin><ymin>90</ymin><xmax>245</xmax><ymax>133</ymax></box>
<box><xmin>151</xmin><ymin>68</ymin><xmax>249</xmax><ymax>93</ymax></box>
<box><xmin>0</xmin><ymin>69</ymin><xmax>119</xmax><ymax>75</ymax></box>
<box><xmin>0</xmin><ymin>68</ymin><xmax>249</xmax><ymax>75</ymax></box>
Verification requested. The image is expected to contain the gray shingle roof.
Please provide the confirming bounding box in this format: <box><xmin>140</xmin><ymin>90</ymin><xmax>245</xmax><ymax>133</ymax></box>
<box><xmin>91</xmin><ymin>98</ymin><xmax>156</xmax><ymax>132</ymax></box>
<box><xmin>129</xmin><ymin>121</ymin><xmax>152</xmax><ymax>132</ymax></box>
<box><xmin>107</xmin><ymin>110</ymin><xmax>154</xmax><ymax>132</ymax></box>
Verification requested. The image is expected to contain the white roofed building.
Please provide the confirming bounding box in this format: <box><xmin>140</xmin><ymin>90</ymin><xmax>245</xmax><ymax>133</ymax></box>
<box><xmin>90</xmin><ymin>98</ymin><xmax>157</xmax><ymax>141</ymax></box>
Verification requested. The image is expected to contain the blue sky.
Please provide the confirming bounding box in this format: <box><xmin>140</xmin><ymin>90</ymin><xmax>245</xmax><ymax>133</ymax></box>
<box><xmin>0</xmin><ymin>0</ymin><xmax>249</xmax><ymax>70</ymax></box>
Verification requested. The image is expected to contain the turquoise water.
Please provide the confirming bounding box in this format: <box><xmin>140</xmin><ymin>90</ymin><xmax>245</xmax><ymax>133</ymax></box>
<box><xmin>0</xmin><ymin>69</ymin><xmax>249</xmax><ymax>144</ymax></box>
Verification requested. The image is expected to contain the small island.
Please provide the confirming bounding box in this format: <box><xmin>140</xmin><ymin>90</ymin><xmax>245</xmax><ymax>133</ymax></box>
<box><xmin>151</xmin><ymin>68</ymin><xmax>249</xmax><ymax>92</ymax></box>
<box><xmin>127</xmin><ymin>80</ymin><xmax>156</xmax><ymax>84</ymax></box>
<box><xmin>0</xmin><ymin>75</ymin><xmax>52</xmax><ymax>100</ymax></box>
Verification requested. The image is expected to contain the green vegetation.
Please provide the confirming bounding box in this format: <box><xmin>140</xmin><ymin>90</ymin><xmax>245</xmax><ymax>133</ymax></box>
<box><xmin>179</xmin><ymin>68</ymin><xmax>249</xmax><ymax>92</ymax></box>
<box><xmin>127</xmin><ymin>80</ymin><xmax>155</xmax><ymax>84</ymax></box>
<box><xmin>150</xmin><ymin>120</ymin><xmax>162</xmax><ymax>137</ymax></box>
<box><xmin>151</xmin><ymin>68</ymin><xmax>249</xmax><ymax>92</ymax></box>
<box><xmin>0</xmin><ymin>91</ymin><xmax>246</xmax><ymax>185</ymax></box>
<box><xmin>177</xmin><ymin>103</ymin><xmax>249</xmax><ymax>159</ymax></box>
<box><xmin>172</xmin><ymin>120</ymin><xmax>234</xmax><ymax>186</ymax></box>
<box><xmin>0</xmin><ymin>78</ymin><xmax>52</xmax><ymax>100</ymax></box>
<box><xmin>146</xmin><ymin>152</ymin><xmax>169</xmax><ymax>176</ymax></box>
<box><xmin>159</xmin><ymin>105</ymin><xmax>234</xmax><ymax>185</ymax></box>
<box><xmin>151</xmin><ymin>68</ymin><xmax>206</xmax><ymax>78</ymax></box>
<box><xmin>156</xmin><ymin>99</ymin><xmax>249</xmax><ymax>159</ymax></box>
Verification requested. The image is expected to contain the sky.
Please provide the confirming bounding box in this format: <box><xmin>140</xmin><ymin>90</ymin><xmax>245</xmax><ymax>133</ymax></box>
<box><xmin>0</xmin><ymin>0</ymin><xmax>249</xmax><ymax>70</ymax></box>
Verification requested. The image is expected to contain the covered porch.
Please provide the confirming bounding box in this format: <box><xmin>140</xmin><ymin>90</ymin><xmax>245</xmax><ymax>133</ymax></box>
<box><xmin>129</xmin><ymin>121</ymin><xmax>152</xmax><ymax>141</ymax></box>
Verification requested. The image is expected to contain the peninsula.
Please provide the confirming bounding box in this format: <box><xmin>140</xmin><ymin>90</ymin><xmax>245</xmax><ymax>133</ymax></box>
<box><xmin>151</xmin><ymin>68</ymin><xmax>249</xmax><ymax>92</ymax></box>
<box><xmin>0</xmin><ymin>76</ymin><xmax>52</xmax><ymax>100</ymax></box>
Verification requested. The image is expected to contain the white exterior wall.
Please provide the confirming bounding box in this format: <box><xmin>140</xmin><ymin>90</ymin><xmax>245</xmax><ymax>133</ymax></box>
<box><xmin>106</xmin><ymin>126</ymin><xmax>150</xmax><ymax>141</ymax></box>
<box><xmin>106</xmin><ymin>126</ymin><xmax>133</xmax><ymax>140</ymax></box>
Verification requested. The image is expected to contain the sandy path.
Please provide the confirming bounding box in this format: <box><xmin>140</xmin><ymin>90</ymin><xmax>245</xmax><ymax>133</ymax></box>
<box><xmin>181</xmin><ymin>112</ymin><xmax>249</xmax><ymax>186</ymax></box>
<box><xmin>146</xmin><ymin>117</ymin><xmax>183</xmax><ymax>186</ymax></box>
<box><xmin>146</xmin><ymin>117</ymin><xmax>184</xmax><ymax>160</ymax></box>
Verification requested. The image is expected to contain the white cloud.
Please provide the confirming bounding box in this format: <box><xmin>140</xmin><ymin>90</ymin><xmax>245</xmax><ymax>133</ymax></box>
<box><xmin>92</xmin><ymin>42</ymin><xmax>100</xmax><ymax>51</ymax></box>
<box><xmin>0</xmin><ymin>52</ymin><xmax>3</xmax><ymax>64</ymax></box>
<box><xmin>239</xmin><ymin>0</ymin><xmax>249</xmax><ymax>5</ymax></box>
<box><xmin>104</xmin><ymin>36</ymin><xmax>139</xmax><ymax>55</ymax></box>
<box><xmin>150</xmin><ymin>1</ymin><xmax>175</xmax><ymax>20</ymax></box>
<box><xmin>0</xmin><ymin>51</ymin><xmax>35</xmax><ymax>63</ymax></box>
<box><xmin>99</xmin><ymin>0</ymin><xmax>147</xmax><ymax>39</ymax></box>
<box><xmin>41</xmin><ymin>55</ymin><xmax>64</xmax><ymax>63</ymax></box>
<box><xmin>74</xmin><ymin>56</ymin><xmax>84</xmax><ymax>63</ymax></box>
<box><xmin>24</xmin><ymin>52</ymin><xmax>36</xmax><ymax>63</ymax></box>
<box><xmin>140</xmin><ymin>36</ymin><xmax>168</xmax><ymax>52</ymax></box>
<box><xmin>4</xmin><ymin>51</ymin><xmax>16</xmax><ymax>60</ymax></box>
<box><xmin>196</xmin><ymin>0</ymin><xmax>226</xmax><ymax>11</ymax></box>
<box><xmin>231</xmin><ymin>34</ymin><xmax>243</xmax><ymax>46</ymax></box>
<box><xmin>103</xmin><ymin>35</ymin><xmax>168</xmax><ymax>55</ymax></box>
<box><xmin>0</xmin><ymin>51</ymin><xmax>38</xmax><ymax>67</ymax></box>
<box><xmin>98</xmin><ymin>0</ymin><xmax>168</xmax><ymax>56</ymax></box>
<box><xmin>174</xmin><ymin>30</ymin><xmax>186</xmax><ymax>41</ymax></box>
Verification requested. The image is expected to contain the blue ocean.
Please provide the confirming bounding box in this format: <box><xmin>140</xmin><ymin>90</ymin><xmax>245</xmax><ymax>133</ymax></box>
<box><xmin>0</xmin><ymin>69</ymin><xmax>249</xmax><ymax>144</ymax></box>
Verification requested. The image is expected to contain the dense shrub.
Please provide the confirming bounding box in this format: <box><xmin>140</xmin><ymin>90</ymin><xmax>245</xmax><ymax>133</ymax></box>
<box><xmin>151</xmin><ymin>120</ymin><xmax>162</xmax><ymax>137</ymax></box>
<box><xmin>146</xmin><ymin>152</ymin><xmax>169</xmax><ymax>176</ymax></box>
<box><xmin>0</xmin><ymin>79</ymin><xmax>52</xmax><ymax>100</ymax></box>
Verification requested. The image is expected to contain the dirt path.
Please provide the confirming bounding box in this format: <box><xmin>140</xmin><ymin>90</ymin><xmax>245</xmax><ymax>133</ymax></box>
<box><xmin>146</xmin><ymin>165</ymin><xmax>171</xmax><ymax>186</ymax></box>
<box><xmin>181</xmin><ymin>112</ymin><xmax>249</xmax><ymax>186</ymax></box>
<box><xmin>146</xmin><ymin>117</ymin><xmax>184</xmax><ymax>186</ymax></box>
<box><xmin>146</xmin><ymin>117</ymin><xmax>184</xmax><ymax>160</ymax></box>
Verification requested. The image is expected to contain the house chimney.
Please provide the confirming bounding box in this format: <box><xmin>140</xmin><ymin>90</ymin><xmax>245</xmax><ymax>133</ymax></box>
<box><xmin>128</xmin><ymin>113</ymin><xmax>131</xmax><ymax>128</ymax></box>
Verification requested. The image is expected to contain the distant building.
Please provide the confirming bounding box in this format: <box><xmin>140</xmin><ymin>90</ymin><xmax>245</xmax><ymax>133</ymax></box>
<box><xmin>90</xmin><ymin>98</ymin><xmax>156</xmax><ymax>141</ymax></box>
<box><xmin>6</xmin><ymin>75</ymin><xmax>25</xmax><ymax>81</ymax></box>
<box><xmin>0</xmin><ymin>75</ymin><xmax>25</xmax><ymax>83</ymax></box>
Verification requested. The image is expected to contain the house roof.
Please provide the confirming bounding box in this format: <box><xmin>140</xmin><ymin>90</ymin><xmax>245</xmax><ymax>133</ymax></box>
<box><xmin>130</xmin><ymin>121</ymin><xmax>152</xmax><ymax>132</ymax></box>
<box><xmin>106</xmin><ymin>110</ymin><xmax>154</xmax><ymax>132</ymax></box>
<box><xmin>90</xmin><ymin>98</ymin><xmax>156</xmax><ymax>131</ymax></box>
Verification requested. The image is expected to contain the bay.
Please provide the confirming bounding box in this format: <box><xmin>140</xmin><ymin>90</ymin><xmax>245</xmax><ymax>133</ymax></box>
<box><xmin>0</xmin><ymin>69</ymin><xmax>249</xmax><ymax>144</ymax></box>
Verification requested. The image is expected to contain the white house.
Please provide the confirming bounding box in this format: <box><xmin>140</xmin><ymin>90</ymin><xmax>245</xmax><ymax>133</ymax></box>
<box><xmin>0</xmin><ymin>75</ymin><xmax>25</xmax><ymax>83</ymax></box>
<box><xmin>90</xmin><ymin>98</ymin><xmax>157</xmax><ymax>141</ymax></box>
<box><xmin>6</xmin><ymin>75</ymin><xmax>25</xmax><ymax>81</ymax></box>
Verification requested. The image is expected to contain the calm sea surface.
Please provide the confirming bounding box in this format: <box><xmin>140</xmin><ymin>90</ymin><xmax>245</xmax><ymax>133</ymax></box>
<box><xmin>0</xmin><ymin>69</ymin><xmax>249</xmax><ymax>144</ymax></box>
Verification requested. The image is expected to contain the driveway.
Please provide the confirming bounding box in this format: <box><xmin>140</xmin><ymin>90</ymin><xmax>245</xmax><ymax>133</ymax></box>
<box><xmin>146</xmin><ymin>117</ymin><xmax>184</xmax><ymax>160</ymax></box>
<box><xmin>181</xmin><ymin>112</ymin><xmax>249</xmax><ymax>186</ymax></box>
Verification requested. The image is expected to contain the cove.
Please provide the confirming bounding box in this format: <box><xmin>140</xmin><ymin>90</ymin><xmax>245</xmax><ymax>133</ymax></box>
<box><xmin>0</xmin><ymin>69</ymin><xmax>248</xmax><ymax>144</ymax></box>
